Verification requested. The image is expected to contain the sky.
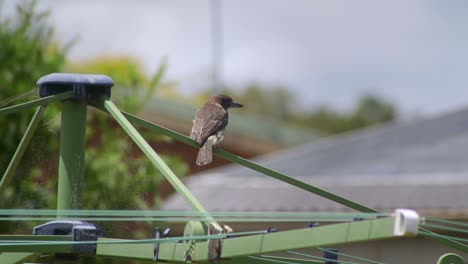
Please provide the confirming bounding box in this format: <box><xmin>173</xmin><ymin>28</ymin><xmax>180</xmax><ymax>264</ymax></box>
<box><xmin>4</xmin><ymin>0</ymin><xmax>468</xmax><ymax>116</ymax></box>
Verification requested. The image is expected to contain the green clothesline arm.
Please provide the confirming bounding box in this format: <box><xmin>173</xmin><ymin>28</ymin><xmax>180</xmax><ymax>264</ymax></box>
<box><xmin>0</xmin><ymin>211</ymin><xmax>409</xmax><ymax>262</ymax></box>
<box><xmin>103</xmin><ymin>100</ymin><xmax>222</xmax><ymax>231</ymax></box>
<box><xmin>0</xmin><ymin>252</ymin><xmax>37</xmax><ymax>264</ymax></box>
<box><xmin>0</xmin><ymin>235</ymin><xmax>73</xmax><ymax>253</ymax></box>
<box><xmin>214</xmin><ymin>149</ymin><xmax>377</xmax><ymax>213</ymax></box>
<box><xmin>113</xmin><ymin>108</ymin><xmax>468</xmax><ymax>253</ymax></box>
<box><xmin>0</xmin><ymin>105</ymin><xmax>45</xmax><ymax>192</ymax></box>
<box><xmin>97</xmin><ymin>214</ymin><xmax>400</xmax><ymax>262</ymax></box>
<box><xmin>419</xmin><ymin>228</ymin><xmax>468</xmax><ymax>253</ymax></box>
<box><xmin>91</xmin><ymin>104</ymin><xmax>376</xmax><ymax>213</ymax></box>
<box><xmin>92</xmin><ymin>102</ymin><xmax>468</xmax><ymax>254</ymax></box>
<box><xmin>0</xmin><ymin>91</ymin><xmax>72</xmax><ymax>116</ymax></box>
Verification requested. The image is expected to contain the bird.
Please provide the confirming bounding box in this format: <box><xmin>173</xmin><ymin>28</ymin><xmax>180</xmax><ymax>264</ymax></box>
<box><xmin>190</xmin><ymin>94</ymin><xmax>243</xmax><ymax>166</ymax></box>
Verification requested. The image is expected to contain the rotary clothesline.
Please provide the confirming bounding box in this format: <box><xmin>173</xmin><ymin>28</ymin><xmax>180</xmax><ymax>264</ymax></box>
<box><xmin>1</xmin><ymin>83</ymin><xmax>467</xmax><ymax>264</ymax></box>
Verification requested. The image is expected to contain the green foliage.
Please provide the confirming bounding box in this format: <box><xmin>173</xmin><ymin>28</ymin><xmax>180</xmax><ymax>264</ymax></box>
<box><xmin>68</xmin><ymin>56</ymin><xmax>188</xmax><ymax>215</ymax></box>
<box><xmin>0</xmin><ymin>0</ymin><xmax>63</xmax><ymax>153</ymax></box>
<box><xmin>220</xmin><ymin>84</ymin><xmax>396</xmax><ymax>135</ymax></box>
<box><xmin>0</xmin><ymin>1</ymin><xmax>188</xmax><ymax>238</ymax></box>
<box><xmin>353</xmin><ymin>94</ymin><xmax>395</xmax><ymax>125</ymax></box>
<box><xmin>67</xmin><ymin>55</ymin><xmax>167</xmax><ymax>112</ymax></box>
<box><xmin>82</xmin><ymin>113</ymin><xmax>187</xmax><ymax>212</ymax></box>
<box><xmin>0</xmin><ymin>0</ymin><xmax>67</xmax><ymax>232</ymax></box>
<box><xmin>293</xmin><ymin>94</ymin><xmax>396</xmax><ymax>134</ymax></box>
<box><xmin>0</xmin><ymin>1</ymin><xmax>64</xmax><ymax>195</ymax></box>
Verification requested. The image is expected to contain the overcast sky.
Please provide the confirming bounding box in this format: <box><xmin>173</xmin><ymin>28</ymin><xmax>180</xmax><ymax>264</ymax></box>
<box><xmin>5</xmin><ymin>0</ymin><xmax>468</xmax><ymax>116</ymax></box>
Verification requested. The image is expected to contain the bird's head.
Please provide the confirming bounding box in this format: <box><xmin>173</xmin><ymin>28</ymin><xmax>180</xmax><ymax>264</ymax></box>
<box><xmin>210</xmin><ymin>94</ymin><xmax>243</xmax><ymax>109</ymax></box>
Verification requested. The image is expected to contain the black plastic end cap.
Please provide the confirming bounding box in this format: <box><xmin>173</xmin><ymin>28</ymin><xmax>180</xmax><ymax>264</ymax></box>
<box><xmin>37</xmin><ymin>73</ymin><xmax>114</xmax><ymax>101</ymax></box>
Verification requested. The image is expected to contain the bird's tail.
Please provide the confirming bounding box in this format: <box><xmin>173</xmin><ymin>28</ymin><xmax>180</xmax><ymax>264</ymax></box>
<box><xmin>196</xmin><ymin>139</ymin><xmax>213</xmax><ymax>166</ymax></box>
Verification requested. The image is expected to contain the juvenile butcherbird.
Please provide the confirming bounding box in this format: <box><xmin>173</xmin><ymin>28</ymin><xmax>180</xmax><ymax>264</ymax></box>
<box><xmin>190</xmin><ymin>95</ymin><xmax>243</xmax><ymax>166</ymax></box>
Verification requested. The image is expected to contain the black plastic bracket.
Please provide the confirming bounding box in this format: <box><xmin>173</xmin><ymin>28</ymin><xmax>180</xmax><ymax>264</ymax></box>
<box><xmin>153</xmin><ymin>227</ymin><xmax>161</xmax><ymax>261</ymax></box>
<box><xmin>33</xmin><ymin>220</ymin><xmax>104</xmax><ymax>254</ymax></box>
<box><xmin>324</xmin><ymin>248</ymin><xmax>339</xmax><ymax>264</ymax></box>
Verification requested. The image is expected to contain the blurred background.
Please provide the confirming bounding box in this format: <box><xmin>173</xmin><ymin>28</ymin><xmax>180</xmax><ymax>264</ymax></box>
<box><xmin>5</xmin><ymin>0</ymin><xmax>468</xmax><ymax>115</ymax></box>
<box><xmin>1</xmin><ymin>1</ymin><xmax>468</xmax><ymax>262</ymax></box>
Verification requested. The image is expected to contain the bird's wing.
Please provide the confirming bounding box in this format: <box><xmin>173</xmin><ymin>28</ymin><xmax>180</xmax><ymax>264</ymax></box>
<box><xmin>191</xmin><ymin>104</ymin><xmax>228</xmax><ymax>144</ymax></box>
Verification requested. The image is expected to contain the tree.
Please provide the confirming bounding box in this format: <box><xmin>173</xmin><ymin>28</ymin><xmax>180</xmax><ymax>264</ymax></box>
<box><xmin>0</xmin><ymin>0</ymin><xmax>68</xmax><ymax>232</ymax></box>
<box><xmin>0</xmin><ymin>1</ymin><xmax>188</xmax><ymax>238</ymax></box>
<box><xmin>293</xmin><ymin>94</ymin><xmax>397</xmax><ymax>134</ymax></box>
<box><xmin>351</xmin><ymin>94</ymin><xmax>395</xmax><ymax>126</ymax></box>
<box><xmin>67</xmin><ymin>55</ymin><xmax>167</xmax><ymax>111</ymax></box>
<box><xmin>209</xmin><ymin>84</ymin><xmax>396</xmax><ymax>136</ymax></box>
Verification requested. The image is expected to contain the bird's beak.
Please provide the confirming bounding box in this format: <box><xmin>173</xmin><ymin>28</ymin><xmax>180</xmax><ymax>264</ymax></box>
<box><xmin>230</xmin><ymin>102</ymin><xmax>243</xmax><ymax>108</ymax></box>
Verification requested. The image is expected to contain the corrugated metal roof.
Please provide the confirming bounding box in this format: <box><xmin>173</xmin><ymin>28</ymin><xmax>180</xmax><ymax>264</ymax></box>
<box><xmin>163</xmin><ymin>106</ymin><xmax>468</xmax><ymax>214</ymax></box>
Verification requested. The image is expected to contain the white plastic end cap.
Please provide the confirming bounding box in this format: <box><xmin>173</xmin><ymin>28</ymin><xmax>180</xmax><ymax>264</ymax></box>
<box><xmin>393</xmin><ymin>209</ymin><xmax>420</xmax><ymax>236</ymax></box>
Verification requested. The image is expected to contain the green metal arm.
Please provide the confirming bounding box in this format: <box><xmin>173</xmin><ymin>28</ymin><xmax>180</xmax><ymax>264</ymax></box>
<box><xmin>0</xmin><ymin>105</ymin><xmax>45</xmax><ymax>192</ymax></box>
<box><xmin>92</xmin><ymin>106</ymin><xmax>376</xmax><ymax>213</ymax></box>
<box><xmin>103</xmin><ymin>100</ymin><xmax>222</xmax><ymax>231</ymax></box>
<box><xmin>0</xmin><ymin>208</ymin><xmax>459</xmax><ymax>263</ymax></box>
<box><xmin>0</xmin><ymin>235</ymin><xmax>73</xmax><ymax>253</ymax></box>
<box><xmin>419</xmin><ymin>228</ymin><xmax>468</xmax><ymax>254</ymax></box>
<box><xmin>93</xmin><ymin>103</ymin><xmax>468</xmax><ymax>253</ymax></box>
<box><xmin>94</xmin><ymin>212</ymin><xmax>409</xmax><ymax>262</ymax></box>
<box><xmin>0</xmin><ymin>91</ymin><xmax>73</xmax><ymax>116</ymax></box>
<box><xmin>0</xmin><ymin>253</ymin><xmax>36</xmax><ymax>264</ymax></box>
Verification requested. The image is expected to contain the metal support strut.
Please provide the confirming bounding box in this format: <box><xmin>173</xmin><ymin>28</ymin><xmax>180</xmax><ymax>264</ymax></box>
<box><xmin>57</xmin><ymin>100</ymin><xmax>87</xmax><ymax>212</ymax></box>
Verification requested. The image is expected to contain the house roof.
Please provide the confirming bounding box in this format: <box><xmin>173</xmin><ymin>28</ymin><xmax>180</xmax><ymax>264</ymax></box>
<box><xmin>162</xmin><ymin>107</ymin><xmax>468</xmax><ymax>217</ymax></box>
